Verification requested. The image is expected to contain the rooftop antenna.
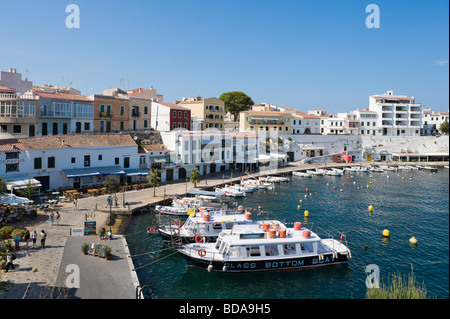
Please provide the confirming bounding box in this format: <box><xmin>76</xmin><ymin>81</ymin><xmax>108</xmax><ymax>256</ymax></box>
<box><xmin>25</xmin><ymin>69</ymin><xmax>29</xmax><ymax>80</ymax></box>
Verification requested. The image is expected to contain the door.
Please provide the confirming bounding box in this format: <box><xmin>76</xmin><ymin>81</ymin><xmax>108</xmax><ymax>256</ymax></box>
<box><xmin>42</xmin><ymin>122</ymin><xmax>48</xmax><ymax>136</ymax></box>
<box><xmin>99</xmin><ymin>121</ymin><xmax>104</xmax><ymax>133</ymax></box>
<box><xmin>52</xmin><ymin>123</ymin><xmax>58</xmax><ymax>135</ymax></box>
<box><xmin>75</xmin><ymin>122</ymin><xmax>81</xmax><ymax>133</ymax></box>
<box><xmin>28</xmin><ymin>125</ymin><xmax>35</xmax><ymax>137</ymax></box>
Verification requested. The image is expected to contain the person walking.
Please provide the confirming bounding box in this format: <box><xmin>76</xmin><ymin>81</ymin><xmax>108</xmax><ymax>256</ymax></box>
<box><xmin>5</xmin><ymin>250</ymin><xmax>15</xmax><ymax>272</ymax></box>
<box><xmin>73</xmin><ymin>198</ymin><xmax>78</xmax><ymax>211</ymax></box>
<box><xmin>24</xmin><ymin>229</ymin><xmax>30</xmax><ymax>249</ymax></box>
<box><xmin>40</xmin><ymin>230</ymin><xmax>47</xmax><ymax>248</ymax></box>
<box><xmin>106</xmin><ymin>195</ymin><xmax>111</xmax><ymax>208</ymax></box>
<box><xmin>31</xmin><ymin>230</ymin><xmax>37</xmax><ymax>248</ymax></box>
<box><xmin>49</xmin><ymin>212</ymin><xmax>54</xmax><ymax>226</ymax></box>
<box><xmin>55</xmin><ymin>211</ymin><xmax>61</xmax><ymax>226</ymax></box>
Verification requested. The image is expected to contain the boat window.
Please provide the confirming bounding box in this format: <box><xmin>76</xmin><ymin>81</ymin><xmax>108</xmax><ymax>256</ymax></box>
<box><xmin>212</xmin><ymin>222</ymin><xmax>222</xmax><ymax>230</ymax></box>
<box><xmin>215</xmin><ymin>239</ymin><xmax>223</xmax><ymax>250</ymax></box>
<box><xmin>264</xmin><ymin>244</ymin><xmax>279</xmax><ymax>257</ymax></box>
<box><xmin>283</xmin><ymin>243</ymin><xmax>297</xmax><ymax>255</ymax></box>
<box><xmin>300</xmin><ymin>242</ymin><xmax>314</xmax><ymax>253</ymax></box>
<box><xmin>199</xmin><ymin>224</ymin><xmax>209</xmax><ymax>233</ymax></box>
<box><xmin>228</xmin><ymin>246</ymin><xmax>242</xmax><ymax>258</ymax></box>
<box><xmin>246</xmin><ymin>246</ymin><xmax>261</xmax><ymax>257</ymax></box>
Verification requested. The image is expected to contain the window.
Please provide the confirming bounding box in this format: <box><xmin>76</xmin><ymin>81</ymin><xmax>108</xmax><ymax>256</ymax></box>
<box><xmin>120</xmin><ymin>106</ymin><xmax>125</xmax><ymax>115</ymax></box>
<box><xmin>283</xmin><ymin>243</ymin><xmax>297</xmax><ymax>255</ymax></box>
<box><xmin>34</xmin><ymin>157</ymin><xmax>42</xmax><ymax>169</ymax></box>
<box><xmin>264</xmin><ymin>245</ymin><xmax>279</xmax><ymax>256</ymax></box>
<box><xmin>115</xmin><ymin>157</ymin><xmax>119</xmax><ymax>165</ymax></box>
<box><xmin>84</xmin><ymin>155</ymin><xmax>90</xmax><ymax>167</ymax></box>
<box><xmin>98</xmin><ymin>155</ymin><xmax>102</xmax><ymax>161</ymax></box>
<box><xmin>48</xmin><ymin>156</ymin><xmax>55</xmax><ymax>168</ymax></box>
<box><xmin>184</xmin><ymin>111</ymin><xmax>188</xmax><ymax>118</ymax></box>
<box><xmin>84</xmin><ymin>122</ymin><xmax>90</xmax><ymax>131</ymax></box>
<box><xmin>124</xmin><ymin>157</ymin><xmax>130</xmax><ymax>168</ymax></box>
<box><xmin>5</xmin><ymin>163</ymin><xmax>19</xmax><ymax>172</ymax></box>
<box><xmin>42</xmin><ymin>123</ymin><xmax>47</xmax><ymax>136</ymax></box>
<box><xmin>13</xmin><ymin>125</ymin><xmax>21</xmax><ymax>133</ymax></box>
<box><xmin>173</xmin><ymin>111</ymin><xmax>177</xmax><ymax>118</ymax></box>
<box><xmin>144</xmin><ymin>120</ymin><xmax>148</xmax><ymax>128</ymax></box>
<box><xmin>71</xmin><ymin>157</ymin><xmax>76</xmax><ymax>163</ymax></box>
<box><xmin>246</xmin><ymin>246</ymin><xmax>261</xmax><ymax>257</ymax></box>
<box><xmin>5</xmin><ymin>152</ymin><xmax>19</xmax><ymax>159</ymax></box>
<box><xmin>178</xmin><ymin>111</ymin><xmax>182</xmax><ymax>118</ymax></box>
<box><xmin>144</xmin><ymin>106</ymin><xmax>148</xmax><ymax>114</ymax></box>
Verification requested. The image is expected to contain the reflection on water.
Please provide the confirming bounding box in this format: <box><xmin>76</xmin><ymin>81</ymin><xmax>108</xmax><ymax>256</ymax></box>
<box><xmin>126</xmin><ymin>169</ymin><xmax>449</xmax><ymax>299</ymax></box>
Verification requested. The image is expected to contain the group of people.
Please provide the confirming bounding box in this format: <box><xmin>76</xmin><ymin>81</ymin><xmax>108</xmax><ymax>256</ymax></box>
<box><xmin>4</xmin><ymin>229</ymin><xmax>47</xmax><ymax>273</ymax></box>
<box><xmin>49</xmin><ymin>211</ymin><xmax>61</xmax><ymax>226</ymax></box>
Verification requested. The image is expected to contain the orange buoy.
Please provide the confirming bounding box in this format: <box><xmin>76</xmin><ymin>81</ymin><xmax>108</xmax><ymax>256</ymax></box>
<box><xmin>262</xmin><ymin>222</ymin><xmax>270</xmax><ymax>232</ymax></box>
<box><xmin>294</xmin><ymin>222</ymin><xmax>302</xmax><ymax>230</ymax></box>
<box><xmin>245</xmin><ymin>212</ymin><xmax>252</xmax><ymax>221</ymax></box>
<box><xmin>305</xmin><ymin>188</ymin><xmax>309</xmax><ymax>192</ymax></box>
<box><xmin>279</xmin><ymin>228</ymin><xmax>287</xmax><ymax>238</ymax></box>
<box><xmin>195</xmin><ymin>235</ymin><xmax>203</xmax><ymax>243</ymax></box>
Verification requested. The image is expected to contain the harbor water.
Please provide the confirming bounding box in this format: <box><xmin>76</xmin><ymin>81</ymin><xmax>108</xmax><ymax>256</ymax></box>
<box><xmin>125</xmin><ymin>168</ymin><xmax>449</xmax><ymax>299</ymax></box>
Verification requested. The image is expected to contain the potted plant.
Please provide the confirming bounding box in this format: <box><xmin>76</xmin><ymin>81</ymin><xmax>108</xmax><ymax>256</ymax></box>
<box><xmin>0</xmin><ymin>226</ymin><xmax>14</xmax><ymax>239</ymax></box>
<box><xmin>103</xmin><ymin>246</ymin><xmax>112</xmax><ymax>260</ymax></box>
<box><xmin>81</xmin><ymin>243</ymin><xmax>89</xmax><ymax>255</ymax></box>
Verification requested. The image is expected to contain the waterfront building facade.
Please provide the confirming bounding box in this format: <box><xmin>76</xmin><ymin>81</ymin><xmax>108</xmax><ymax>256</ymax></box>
<box><xmin>0</xmin><ymin>134</ymin><xmax>139</xmax><ymax>191</ymax></box>
<box><xmin>151</xmin><ymin>101</ymin><xmax>191</xmax><ymax>131</ymax></box>
<box><xmin>239</xmin><ymin>110</ymin><xmax>292</xmax><ymax>134</ymax></box>
<box><xmin>34</xmin><ymin>90</ymin><xmax>94</xmax><ymax>136</ymax></box>
<box><xmin>92</xmin><ymin>89</ymin><xmax>130</xmax><ymax>133</ymax></box>
<box><xmin>291</xmin><ymin>113</ymin><xmax>321</xmax><ymax>134</ymax></box>
<box><xmin>353</xmin><ymin>109</ymin><xmax>379</xmax><ymax>136</ymax></box>
<box><xmin>369</xmin><ymin>90</ymin><xmax>423</xmax><ymax>136</ymax></box>
<box><xmin>176</xmin><ymin>97</ymin><xmax>225</xmax><ymax>130</ymax></box>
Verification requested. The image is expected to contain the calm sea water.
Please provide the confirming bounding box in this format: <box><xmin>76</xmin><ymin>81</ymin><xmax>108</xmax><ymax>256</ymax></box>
<box><xmin>125</xmin><ymin>168</ymin><xmax>449</xmax><ymax>299</ymax></box>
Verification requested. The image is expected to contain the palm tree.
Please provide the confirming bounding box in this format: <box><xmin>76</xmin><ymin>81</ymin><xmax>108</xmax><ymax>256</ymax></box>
<box><xmin>190</xmin><ymin>169</ymin><xmax>201</xmax><ymax>188</ymax></box>
<box><xmin>147</xmin><ymin>168</ymin><xmax>160</xmax><ymax>197</ymax></box>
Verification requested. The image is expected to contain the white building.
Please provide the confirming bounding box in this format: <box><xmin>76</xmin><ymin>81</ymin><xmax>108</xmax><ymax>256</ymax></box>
<box><xmin>369</xmin><ymin>90</ymin><xmax>423</xmax><ymax>136</ymax></box>
<box><xmin>0</xmin><ymin>134</ymin><xmax>140</xmax><ymax>191</ymax></box>
<box><xmin>353</xmin><ymin>109</ymin><xmax>379</xmax><ymax>136</ymax></box>
<box><xmin>422</xmin><ymin>109</ymin><xmax>449</xmax><ymax>135</ymax></box>
<box><xmin>291</xmin><ymin>113</ymin><xmax>321</xmax><ymax>134</ymax></box>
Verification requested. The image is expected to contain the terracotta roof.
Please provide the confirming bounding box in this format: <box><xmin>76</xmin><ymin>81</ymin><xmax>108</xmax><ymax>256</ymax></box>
<box><xmin>241</xmin><ymin>110</ymin><xmax>291</xmax><ymax>115</ymax></box>
<box><xmin>33</xmin><ymin>91</ymin><xmax>92</xmax><ymax>102</ymax></box>
<box><xmin>292</xmin><ymin>114</ymin><xmax>319</xmax><ymax>119</ymax></box>
<box><xmin>0</xmin><ymin>134</ymin><xmax>137</xmax><ymax>151</ymax></box>
<box><xmin>143</xmin><ymin>144</ymin><xmax>169</xmax><ymax>152</ymax></box>
<box><xmin>0</xmin><ymin>85</ymin><xmax>15</xmax><ymax>93</ymax></box>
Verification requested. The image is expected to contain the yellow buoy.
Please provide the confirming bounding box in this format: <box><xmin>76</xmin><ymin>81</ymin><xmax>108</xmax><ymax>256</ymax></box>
<box><xmin>368</xmin><ymin>205</ymin><xmax>373</xmax><ymax>212</ymax></box>
<box><xmin>367</xmin><ymin>185</ymin><xmax>370</xmax><ymax>189</ymax></box>
<box><xmin>382</xmin><ymin>229</ymin><xmax>390</xmax><ymax>237</ymax></box>
<box><xmin>297</xmin><ymin>205</ymin><xmax>301</xmax><ymax>210</ymax></box>
<box><xmin>299</xmin><ymin>200</ymin><xmax>302</xmax><ymax>203</ymax></box>
<box><xmin>402</xmin><ymin>177</ymin><xmax>405</xmax><ymax>180</ymax></box>
<box><xmin>409</xmin><ymin>236</ymin><xmax>418</xmax><ymax>245</ymax></box>
<box><xmin>304</xmin><ymin>210</ymin><xmax>309</xmax><ymax>217</ymax></box>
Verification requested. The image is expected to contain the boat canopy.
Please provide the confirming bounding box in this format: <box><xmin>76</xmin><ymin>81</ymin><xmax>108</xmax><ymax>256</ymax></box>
<box><xmin>187</xmin><ymin>189</ymin><xmax>225</xmax><ymax>197</ymax></box>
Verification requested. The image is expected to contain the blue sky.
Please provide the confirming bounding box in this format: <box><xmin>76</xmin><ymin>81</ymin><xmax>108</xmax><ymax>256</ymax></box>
<box><xmin>0</xmin><ymin>0</ymin><xmax>448</xmax><ymax>114</ymax></box>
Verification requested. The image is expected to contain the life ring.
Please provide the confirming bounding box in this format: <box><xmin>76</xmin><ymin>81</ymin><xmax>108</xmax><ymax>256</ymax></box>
<box><xmin>174</xmin><ymin>219</ymin><xmax>181</xmax><ymax>226</ymax></box>
<box><xmin>195</xmin><ymin>235</ymin><xmax>203</xmax><ymax>243</ymax></box>
<box><xmin>198</xmin><ymin>249</ymin><xmax>206</xmax><ymax>257</ymax></box>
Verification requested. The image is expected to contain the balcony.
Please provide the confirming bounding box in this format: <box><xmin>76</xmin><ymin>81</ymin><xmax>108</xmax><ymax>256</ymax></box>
<box><xmin>0</xmin><ymin>93</ymin><xmax>39</xmax><ymax>100</ymax></box>
<box><xmin>131</xmin><ymin>111</ymin><xmax>141</xmax><ymax>118</ymax></box>
<box><xmin>99</xmin><ymin>111</ymin><xmax>113</xmax><ymax>118</ymax></box>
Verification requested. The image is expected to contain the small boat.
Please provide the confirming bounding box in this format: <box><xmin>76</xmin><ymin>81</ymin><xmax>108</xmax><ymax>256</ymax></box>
<box><xmin>419</xmin><ymin>165</ymin><xmax>438</xmax><ymax>172</ymax></box>
<box><xmin>314</xmin><ymin>168</ymin><xmax>326</xmax><ymax>175</ymax></box>
<box><xmin>370</xmin><ymin>166</ymin><xmax>384</xmax><ymax>173</ymax></box>
<box><xmin>325</xmin><ymin>168</ymin><xmax>343</xmax><ymax>176</ymax></box>
<box><xmin>344</xmin><ymin>167</ymin><xmax>360</xmax><ymax>172</ymax></box>
<box><xmin>215</xmin><ymin>186</ymin><xmax>246</xmax><ymax>197</ymax></box>
<box><xmin>178</xmin><ymin>221</ymin><xmax>351</xmax><ymax>273</ymax></box>
<box><xmin>380</xmin><ymin>165</ymin><xmax>397</xmax><ymax>171</ymax></box>
<box><xmin>445</xmin><ymin>165</ymin><xmax>449</xmax><ymax>169</ymax></box>
<box><xmin>229</xmin><ymin>184</ymin><xmax>255</xmax><ymax>193</ymax></box>
<box><xmin>358</xmin><ymin>166</ymin><xmax>370</xmax><ymax>173</ymax></box>
<box><xmin>158</xmin><ymin>207</ymin><xmax>251</xmax><ymax>243</ymax></box>
<box><xmin>406</xmin><ymin>165</ymin><xmax>419</xmax><ymax>171</ymax></box>
<box><xmin>259</xmin><ymin>176</ymin><xmax>289</xmax><ymax>183</ymax></box>
<box><xmin>293</xmin><ymin>171</ymin><xmax>313</xmax><ymax>178</ymax></box>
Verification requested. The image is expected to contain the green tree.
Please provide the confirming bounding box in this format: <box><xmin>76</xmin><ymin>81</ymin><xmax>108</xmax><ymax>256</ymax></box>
<box><xmin>190</xmin><ymin>169</ymin><xmax>201</xmax><ymax>188</ymax></box>
<box><xmin>439</xmin><ymin>121</ymin><xmax>449</xmax><ymax>134</ymax></box>
<box><xmin>219</xmin><ymin>91</ymin><xmax>254</xmax><ymax>122</ymax></box>
<box><xmin>147</xmin><ymin>168</ymin><xmax>160</xmax><ymax>197</ymax></box>
<box><xmin>103</xmin><ymin>176</ymin><xmax>121</xmax><ymax>194</ymax></box>
<box><xmin>17</xmin><ymin>179</ymin><xmax>38</xmax><ymax>199</ymax></box>
<box><xmin>0</xmin><ymin>177</ymin><xmax>7</xmax><ymax>195</ymax></box>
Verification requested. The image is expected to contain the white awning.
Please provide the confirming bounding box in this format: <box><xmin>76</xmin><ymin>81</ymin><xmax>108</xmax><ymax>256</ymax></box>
<box><xmin>6</xmin><ymin>177</ymin><xmax>42</xmax><ymax>190</ymax></box>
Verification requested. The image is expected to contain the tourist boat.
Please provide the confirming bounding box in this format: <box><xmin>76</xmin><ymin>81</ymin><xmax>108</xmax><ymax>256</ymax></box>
<box><xmin>292</xmin><ymin>171</ymin><xmax>313</xmax><ymax>178</ymax></box>
<box><xmin>156</xmin><ymin>193</ymin><xmax>229</xmax><ymax>216</ymax></box>
<box><xmin>215</xmin><ymin>186</ymin><xmax>246</xmax><ymax>197</ymax></box>
<box><xmin>158</xmin><ymin>207</ymin><xmax>251</xmax><ymax>243</ymax></box>
<box><xmin>177</xmin><ymin>221</ymin><xmax>351</xmax><ymax>272</ymax></box>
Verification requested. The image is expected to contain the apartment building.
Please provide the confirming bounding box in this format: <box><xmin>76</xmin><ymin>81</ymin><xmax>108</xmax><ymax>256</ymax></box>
<box><xmin>291</xmin><ymin>113</ymin><xmax>321</xmax><ymax>135</ymax></box>
<box><xmin>422</xmin><ymin>108</ymin><xmax>449</xmax><ymax>135</ymax></box>
<box><xmin>369</xmin><ymin>90</ymin><xmax>423</xmax><ymax>136</ymax></box>
<box><xmin>34</xmin><ymin>89</ymin><xmax>94</xmax><ymax>136</ymax></box>
<box><xmin>239</xmin><ymin>110</ymin><xmax>292</xmax><ymax>134</ymax></box>
<box><xmin>176</xmin><ymin>97</ymin><xmax>225</xmax><ymax>130</ymax></box>
<box><xmin>353</xmin><ymin>109</ymin><xmax>379</xmax><ymax>136</ymax></box>
<box><xmin>151</xmin><ymin>101</ymin><xmax>191</xmax><ymax>131</ymax></box>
